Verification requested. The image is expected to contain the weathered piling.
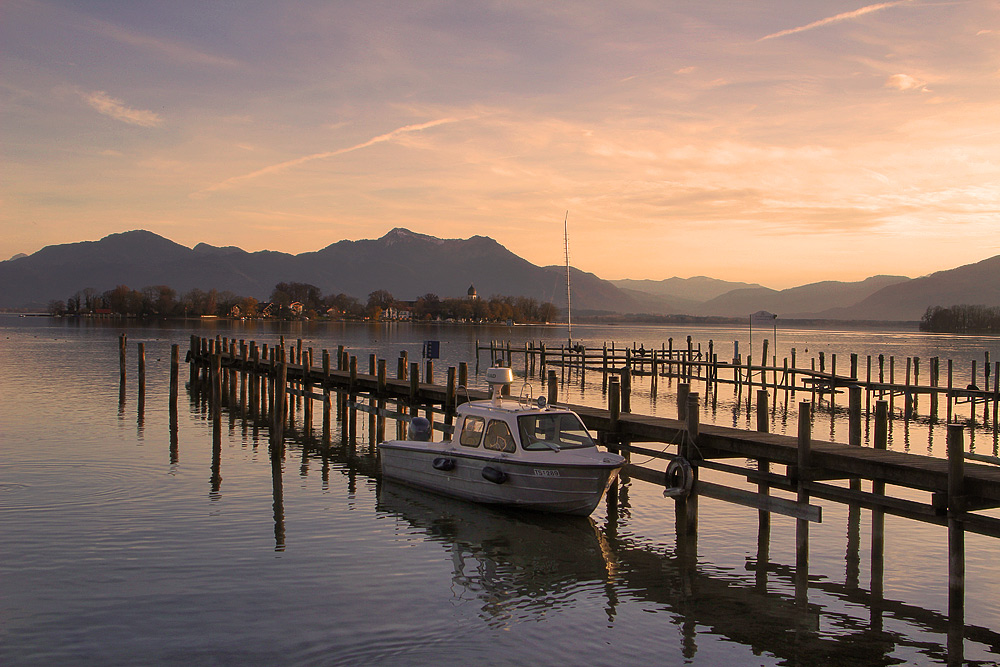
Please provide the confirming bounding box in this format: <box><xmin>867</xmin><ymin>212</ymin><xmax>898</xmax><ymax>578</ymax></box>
<box><xmin>796</xmin><ymin>401</ymin><xmax>812</xmax><ymax>605</ymax></box>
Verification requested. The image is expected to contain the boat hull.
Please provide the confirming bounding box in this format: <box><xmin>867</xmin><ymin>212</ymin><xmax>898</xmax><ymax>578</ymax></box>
<box><xmin>378</xmin><ymin>443</ymin><xmax>622</xmax><ymax>516</ymax></box>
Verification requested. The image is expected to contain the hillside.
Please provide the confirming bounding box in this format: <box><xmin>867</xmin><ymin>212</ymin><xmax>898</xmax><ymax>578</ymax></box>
<box><xmin>2</xmin><ymin>228</ymin><xmax>998</xmax><ymax>322</ymax></box>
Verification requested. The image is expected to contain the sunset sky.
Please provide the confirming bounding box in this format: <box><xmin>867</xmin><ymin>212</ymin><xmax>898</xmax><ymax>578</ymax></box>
<box><xmin>3</xmin><ymin>0</ymin><xmax>999</xmax><ymax>288</ymax></box>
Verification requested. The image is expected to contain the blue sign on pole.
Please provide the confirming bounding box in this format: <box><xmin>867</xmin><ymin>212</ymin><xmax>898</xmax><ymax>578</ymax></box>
<box><xmin>422</xmin><ymin>340</ymin><xmax>440</xmax><ymax>360</ymax></box>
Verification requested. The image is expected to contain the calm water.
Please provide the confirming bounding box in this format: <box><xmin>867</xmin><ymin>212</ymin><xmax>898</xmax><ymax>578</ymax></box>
<box><xmin>3</xmin><ymin>316</ymin><xmax>1000</xmax><ymax>666</ymax></box>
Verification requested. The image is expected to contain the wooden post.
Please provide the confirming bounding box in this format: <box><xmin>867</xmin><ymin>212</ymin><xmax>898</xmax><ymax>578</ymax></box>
<box><xmin>756</xmin><ymin>389</ymin><xmax>768</xmax><ymax>433</ymax></box>
<box><xmin>446</xmin><ymin>366</ymin><xmax>456</xmax><ymax>411</ymax></box>
<box><xmin>796</xmin><ymin>401</ymin><xmax>811</xmax><ymax>606</ymax></box>
<box><xmin>410</xmin><ymin>361</ymin><xmax>419</xmax><ymax>401</ymax></box>
<box><xmin>756</xmin><ymin>389</ymin><xmax>770</xmax><ymax>587</ymax></box>
<box><xmin>683</xmin><ymin>392</ymin><xmax>700</xmax><ymax>536</ymax></box>
<box><xmin>947</xmin><ymin>359</ymin><xmax>954</xmax><ymax>423</ymax></box>
<box><xmin>170</xmin><ymin>344</ymin><xmax>179</xmax><ymax>408</ymax></box>
<box><xmin>212</xmin><ymin>351</ymin><xmax>222</xmax><ymax>416</ymax></box>
<box><xmin>849</xmin><ymin>385</ymin><xmax>862</xmax><ymax>447</ymax></box>
<box><xmin>349</xmin><ymin>356</ymin><xmax>358</xmax><ymax>392</ymax></box>
<box><xmin>547</xmin><ymin>370</ymin><xmax>558</xmax><ymax>405</ymax></box>
<box><xmin>425</xmin><ymin>360</ymin><xmax>433</xmax><ymax>384</ymax></box>
<box><xmin>872</xmin><ymin>400</ymin><xmax>888</xmax><ymax>602</ymax></box>
<box><xmin>947</xmin><ymin>423</ymin><xmax>966</xmax><ymax>661</ymax></box>
<box><xmin>677</xmin><ymin>382</ymin><xmax>690</xmax><ymax>422</ymax></box>
<box><xmin>119</xmin><ymin>333</ymin><xmax>127</xmax><ymax>384</ymax></box>
<box><xmin>621</xmin><ymin>367</ymin><xmax>631</xmax><ymax>413</ymax></box>
<box><xmin>608</xmin><ymin>376</ymin><xmax>620</xmax><ymax>438</ymax></box>
<box><xmin>458</xmin><ymin>362</ymin><xmax>468</xmax><ymax>392</ymax></box>
<box><xmin>686</xmin><ymin>392</ymin><xmax>700</xmax><ymax>449</ymax></box>
<box><xmin>377</xmin><ymin>359</ymin><xmax>387</xmax><ymax>394</ymax></box>
<box><xmin>137</xmin><ymin>342</ymin><xmax>145</xmax><ymax>391</ymax></box>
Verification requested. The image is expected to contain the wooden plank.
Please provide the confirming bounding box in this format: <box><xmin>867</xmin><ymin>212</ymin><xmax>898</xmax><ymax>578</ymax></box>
<box><xmin>625</xmin><ymin>463</ymin><xmax>822</xmax><ymax>522</ymax></box>
<box><xmin>698</xmin><ymin>480</ymin><xmax>822</xmax><ymax>522</ymax></box>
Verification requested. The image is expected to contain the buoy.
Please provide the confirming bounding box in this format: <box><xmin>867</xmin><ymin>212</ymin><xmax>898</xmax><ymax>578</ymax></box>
<box><xmin>481</xmin><ymin>466</ymin><xmax>507</xmax><ymax>484</ymax></box>
<box><xmin>663</xmin><ymin>457</ymin><xmax>694</xmax><ymax>498</ymax></box>
<box><xmin>432</xmin><ymin>457</ymin><xmax>455</xmax><ymax>471</ymax></box>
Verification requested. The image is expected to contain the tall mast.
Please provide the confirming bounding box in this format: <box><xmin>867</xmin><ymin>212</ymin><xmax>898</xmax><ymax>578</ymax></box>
<box><xmin>564</xmin><ymin>211</ymin><xmax>572</xmax><ymax>346</ymax></box>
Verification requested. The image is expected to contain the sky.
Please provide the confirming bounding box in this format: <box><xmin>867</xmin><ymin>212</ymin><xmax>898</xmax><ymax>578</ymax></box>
<box><xmin>2</xmin><ymin>0</ymin><xmax>999</xmax><ymax>289</ymax></box>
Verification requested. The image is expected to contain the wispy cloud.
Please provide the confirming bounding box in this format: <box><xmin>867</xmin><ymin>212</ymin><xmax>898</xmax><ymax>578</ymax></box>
<box><xmin>197</xmin><ymin>117</ymin><xmax>464</xmax><ymax>195</ymax></box>
<box><xmin>885</xmin><ymin>73</ymin><xmax>929</xmax><ymax>91</ymax></box>
<box><xmin>758</xmin><ymin>1</ymin><xmax>914</xmax><ymax>41</ymax></box>
<box><xmin>89</xmin><ymin>20</ymin><xmax>239</xmax><ymax>67</ymax></box>
<box><xmin>83</xmin><ymin>90</ymin><xmax>163</xmax><ymax>127</ymax></box>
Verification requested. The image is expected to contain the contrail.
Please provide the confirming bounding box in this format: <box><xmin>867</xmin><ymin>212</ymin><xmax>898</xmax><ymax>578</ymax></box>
<box><xmin>198</xmin><ymin>117</ymin><xmax>459</xmax><ymax>195</ymax></box>
<box><xmin>758</xmin><ymin>1</ymin><xmax>913</xmax><ymax>41</ymax></box>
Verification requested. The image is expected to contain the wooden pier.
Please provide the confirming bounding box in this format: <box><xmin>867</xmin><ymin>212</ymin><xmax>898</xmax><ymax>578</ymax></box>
<box><xmin>478</xmin><ymin>338</ymin><xmax>1000</xmax><ymax>430</ymax></box>
<box><xmin>141</xmin><ymin>333</ymin><xmax>1000</xmax><ymax>661</ymax></box>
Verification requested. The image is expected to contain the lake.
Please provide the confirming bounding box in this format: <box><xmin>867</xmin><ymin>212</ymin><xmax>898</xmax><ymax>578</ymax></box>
<box><xmin>2</xmin><ymin>316</ymin><xmax>1000</xmax><ymax>665</ymax></box>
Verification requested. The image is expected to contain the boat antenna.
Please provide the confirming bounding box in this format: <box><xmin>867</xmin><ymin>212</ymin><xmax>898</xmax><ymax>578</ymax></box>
<box><xmin>564</xmin><ymin>211</ymin><xmax>572</xmax><ymax>347</ymax></box>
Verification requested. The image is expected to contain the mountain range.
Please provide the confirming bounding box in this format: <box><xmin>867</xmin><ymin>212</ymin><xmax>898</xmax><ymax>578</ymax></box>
<box><xmin>2</xmin><ymin>228</ymin><xmax>999</xmax><ymax>322</ymax></box>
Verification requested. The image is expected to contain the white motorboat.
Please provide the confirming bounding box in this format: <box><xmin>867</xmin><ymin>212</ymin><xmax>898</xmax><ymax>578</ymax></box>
<box><xmin>378</xmin><ymin>367</ymin><xmax>625</xmax><ymax>515</ymax></box>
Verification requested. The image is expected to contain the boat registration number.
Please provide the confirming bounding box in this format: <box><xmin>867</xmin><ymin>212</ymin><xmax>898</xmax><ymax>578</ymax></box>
<box><xmin>533</xmin><ymin>469</ymin><xmax>560</xmax><ymax>477</ymax></box>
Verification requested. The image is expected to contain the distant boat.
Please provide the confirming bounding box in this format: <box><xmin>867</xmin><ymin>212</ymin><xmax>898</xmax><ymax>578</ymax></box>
<box><xmin>378</xmin><ymin>367</ymin><xmax>624</xmax><ymax>515</ymax></box>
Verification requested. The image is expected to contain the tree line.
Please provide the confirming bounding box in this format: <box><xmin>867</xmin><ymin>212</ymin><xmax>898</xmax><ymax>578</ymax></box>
<box><xmin>920</xmin><ymin>305</ymin><xmax>1000</xmax><ymax>334</ymax></box>
<box><xmin>49</xmin><ymin>281</ymin><xmax>559</xmax><ymax>323</ymax></box>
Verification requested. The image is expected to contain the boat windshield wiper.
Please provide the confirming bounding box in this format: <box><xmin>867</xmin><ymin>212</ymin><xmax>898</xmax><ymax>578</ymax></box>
<box><xmin>540</xmin><ymin>440</ymin><xmax>561</xmax><ymax>452</ymax></box>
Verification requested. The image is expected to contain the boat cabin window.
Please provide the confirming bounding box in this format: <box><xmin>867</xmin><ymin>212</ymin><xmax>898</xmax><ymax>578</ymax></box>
<box><xmin>483</xmin><ymin>419</ymin><xmax>516</xmax><ymax>453</ymax></box>
<box><xmin>517</xmin><ymin>413</ymin><xmax>596</xmax><ymax>451</ymax></box>
<box><xmin>459</xmin><ymin>416</ymin><xmax>485</xmax><ymax>447</ymax></box>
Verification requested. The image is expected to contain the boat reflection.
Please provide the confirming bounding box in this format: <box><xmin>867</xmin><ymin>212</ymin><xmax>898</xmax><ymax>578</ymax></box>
<box><xmin>376</xmin><ymin>480</ymin><xmax>618</xmax><ymax>627</ymax></box>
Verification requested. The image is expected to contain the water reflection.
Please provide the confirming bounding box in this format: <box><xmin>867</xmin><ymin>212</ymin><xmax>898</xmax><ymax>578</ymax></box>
<box><xmin>377</xmin><ymin>481</ymin><xmax>616</xmax><ymax>627</ymax></box>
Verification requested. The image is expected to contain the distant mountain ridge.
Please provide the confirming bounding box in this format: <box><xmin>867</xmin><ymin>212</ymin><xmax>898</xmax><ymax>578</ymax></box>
<box><xmin>2</xmin><ymin>228</ymin><xmax>999</xmax><ymax>321</ymax></box>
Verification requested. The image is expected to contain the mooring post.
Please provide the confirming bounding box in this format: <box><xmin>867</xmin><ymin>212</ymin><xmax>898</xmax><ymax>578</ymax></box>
<box><xmin>547</xmin><ymin>370</ymin><xmax>558</xmax><ymax>405</ymax></box>
<box><xmin>119</xmin><ymin>333</ymin><xmax>127</xmax><ymax>386</ymax></box>
<box><xmin>446</xmin><ymin>366</ymin><xmax>456</xmax><ymax>412</ymax></box>
<box><xmin>677</xmin><ymin>382</ymin><xmax>690</xmax><ymax>422</ymax></box>
<box><xmin>796</xmin><ymin>401</ymin><xmax>812</xmax><ymax>606</ymax></box>
<box><xmin>872</xmin><ymin>400</ymin><xmax>888</xmax><ymax>604</ymax></box>
<box><xmin>409</xmin><ymin>361</ymin><xmax>420</xmax><ymax>401</ymax></box>
<box><xmin>946</xmin><ymin>359</ymin><xmax>954</xmax><ymax>423</ymax></box>
<box><xmin>137</xmin><ymin>342</ymin><xmax>145</xmax><ymax>392</ymax></box>
<box><xmin>608</xmin><ymin>376</ymin><xmax>620</xmax><ymax>440</ymax></box>
<box><xmin>350</xmin><ymin>356</ymin><xmax>358</xmax><ymax>392</ymax></box>
<box><xmin>849</xmin><ymin>385</ymin><xmax>862</xmax><ymax>446</ymax></box>
<box><xmin>621</xmin><ymin>367</ymin><xmax>631</xmax><ymax>413</ymax></box>
<box><xmin>847</xmin><ymin>388</ymin><xmax>862</xmax><ymax>589</ymax></box>
<box><xmin>683</xmin><ymin>392</ymin><xmax>700</xmax><ymax>536</ymax></box>
<box><xmin>947</xmin><ymin>423</ymin><xmax>966</xmax><ymax>664</ymax></box>
<box><xmin>755</xmin><ymin>389</ymin><xmax>771</xmax><ymax>591</ymax></box>
<box><xmin>756</xmin><ymin>389</ymin><xmax>768</xmax><ymax>433</ymax></box>
<box><xmin>377</xmin><ymin>359</ymin><xmax>387</xmax><ymax>394</ymax></box>
<box><xmin>170</xmin><ymin>343</ymin><xmax>180</xmax><ymax>407</ymax></box>
<box><xmin>212</xmin><ymin>351</ymin><xmax>222</xmax><ymax>416</ymax></box>
<box><xmin>458</xmin><ymin>362</ymin><xmax>468</xmax><ymax>392</ymax></box>
<box><xmin>425</xmin><ymin>360</ymin><xmax>433</xmax><ymax>384</ymax></box>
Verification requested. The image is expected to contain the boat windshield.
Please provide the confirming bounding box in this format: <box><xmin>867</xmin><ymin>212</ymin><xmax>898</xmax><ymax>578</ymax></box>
<box><xmin>517</xmin><ymin>413</ymin><xmax>595</xmax><ymax>451</ymax></box>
